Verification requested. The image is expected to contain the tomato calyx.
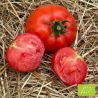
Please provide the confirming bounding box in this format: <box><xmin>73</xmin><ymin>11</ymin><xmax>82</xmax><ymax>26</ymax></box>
<box><xmin>49</xmin><ymin>20</ymin><xmax>68</xmax><ymax>36</ymax></box>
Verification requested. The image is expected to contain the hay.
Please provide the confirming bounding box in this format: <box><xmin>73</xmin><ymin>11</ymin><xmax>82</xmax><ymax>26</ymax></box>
<box><xmin>0</xmin><ymin>0</ymin><xmax>98</xmax><ymax>98</ymax></box>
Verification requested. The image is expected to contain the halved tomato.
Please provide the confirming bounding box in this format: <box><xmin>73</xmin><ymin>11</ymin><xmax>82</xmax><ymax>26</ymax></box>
<box><xmin>52</xmin><ymin>47</ymin><xmax>87</xmax><ymax>85</ymax></box>
<box><xmin>6</xmin><ymin>33</ymin><xmax>45</xmax><ymax>72</ymax></box>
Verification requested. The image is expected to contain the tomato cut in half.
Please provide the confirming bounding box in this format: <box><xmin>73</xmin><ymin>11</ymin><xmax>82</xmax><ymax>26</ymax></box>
<box><xmin>52</xmin><ymin>47</ymin><xmax>87</xmax><ymax>85</ymax></box>
<box><xmin>6</xmin><ymin>33</ymin><xmax>45</xmax><ymax>72</ymax></box>
<box><xmin>26</xmin><ymin>4</ymin><xmax>77</xmax><ymax>53</ymax></box>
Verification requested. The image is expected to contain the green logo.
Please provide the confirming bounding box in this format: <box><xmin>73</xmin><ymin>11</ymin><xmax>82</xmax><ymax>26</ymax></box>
<box><xmin>78</xmin><ymin>84</ymin><xmax>96</xmax><ymax>96</ymax></box>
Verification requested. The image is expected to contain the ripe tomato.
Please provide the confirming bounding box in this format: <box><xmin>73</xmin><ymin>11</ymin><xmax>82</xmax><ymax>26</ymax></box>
<box><xmin>6</xmin><ymin>33</ymin><xmax>45</xmax><ymax>72</ymax></box>
<box><xmin>26</xmin><ymin>4</ymin><xmax>77</xmax><ymax>53</ymax></box>
<box><xmin>52</xmin><ymin>47</ymin><xmax>87</xmax><ymax>85</ymax></box>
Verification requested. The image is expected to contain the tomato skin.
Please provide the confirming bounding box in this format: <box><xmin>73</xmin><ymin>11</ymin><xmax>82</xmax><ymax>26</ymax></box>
<box><xmin>26</xmin><ymin>4</ymin><xmax>77</xmax><ymax>53</ymax></box>
<box><xmin>6</xmin><ymin>33</ymin><xmax>45</xmax><ymax>72</ymax></box>
<box><xmin>52</xmin><ymin>47</ymin><xmax>87</xmax><ymax>85</ymax></box>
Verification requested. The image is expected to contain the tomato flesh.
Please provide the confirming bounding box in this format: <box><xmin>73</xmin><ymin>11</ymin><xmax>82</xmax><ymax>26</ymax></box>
<box><xmin>52</xmin><ymin>47</ymin><xmax>87</xmax><ymax>85</ymax></box>
<box><xmin>6</xmin><ymin>33</ymin><xmax>45</xmax><ymax>72</ymax></box>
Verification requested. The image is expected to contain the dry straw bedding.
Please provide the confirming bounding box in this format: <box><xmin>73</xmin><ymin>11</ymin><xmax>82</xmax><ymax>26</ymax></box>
<box><xmin>0</xmin><ymin>0</ymin><xmax>98</xmax><ymax>98</ymax></box>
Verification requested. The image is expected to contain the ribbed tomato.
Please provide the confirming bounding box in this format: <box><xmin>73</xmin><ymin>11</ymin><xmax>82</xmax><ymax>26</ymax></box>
<box><xmin>6</xmin><ymin>33</ymin><xmax>45</xmax><ymax>72</ymax></box>
<box><xmin>26</xmin><ymin>4</ymin><xmax>77</xmax><ymax>53</ymax></box>
<box><xmin>52</xmin><ymin>47</ymin><xmax>87</xmax><ymax>85</ymax></box>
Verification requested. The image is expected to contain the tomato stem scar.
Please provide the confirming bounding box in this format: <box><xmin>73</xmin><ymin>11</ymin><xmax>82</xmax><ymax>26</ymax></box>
<box><xmin>10</xmin><ymin>41</ymin><xmax>18</xmax><ymax>48</ymax></box>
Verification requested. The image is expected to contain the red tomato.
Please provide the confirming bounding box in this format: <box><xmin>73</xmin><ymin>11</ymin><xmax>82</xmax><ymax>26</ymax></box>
<box><xmin>26</xmin><ymin>4</ymin><xmax>77</xmax><ymax>53</ymax></box>
<box><xmin>6</xmin><ymin>33</ymin><xmax>45</xmax><ymax>72</ymax></box>
<box><xmin>52</xmin><ymin>47</ymin><xmax>87</xmax><ymax>85</ymax></box>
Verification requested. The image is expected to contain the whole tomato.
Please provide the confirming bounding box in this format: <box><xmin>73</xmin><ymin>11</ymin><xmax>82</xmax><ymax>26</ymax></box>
<box><xmin>26</xmin><ymin>4</ymin><xmax>77</xmax><ymax>53</ymax></box>
<box><xmin>52</xmin><ymin>47</ymin><xmax>87</xmax><ymax>85</ymax></box>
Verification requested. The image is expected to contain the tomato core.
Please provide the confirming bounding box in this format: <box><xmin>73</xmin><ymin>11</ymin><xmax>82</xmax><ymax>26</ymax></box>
<box><xmin>60</xmin><ymin>56</ymin><xmax>77</xmax><ymax>74</ymax></box>
<box><xmin>69</xmin><ymin>66</ymin><xmax>77</xmax><ymax>73</ymax></box>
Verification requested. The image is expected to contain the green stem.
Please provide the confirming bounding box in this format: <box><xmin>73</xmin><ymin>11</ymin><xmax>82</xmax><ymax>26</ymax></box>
<box><xmin>50</xmin><ymin>20</ymin><xmax>68</xmax><ymax>36</ymax></box>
